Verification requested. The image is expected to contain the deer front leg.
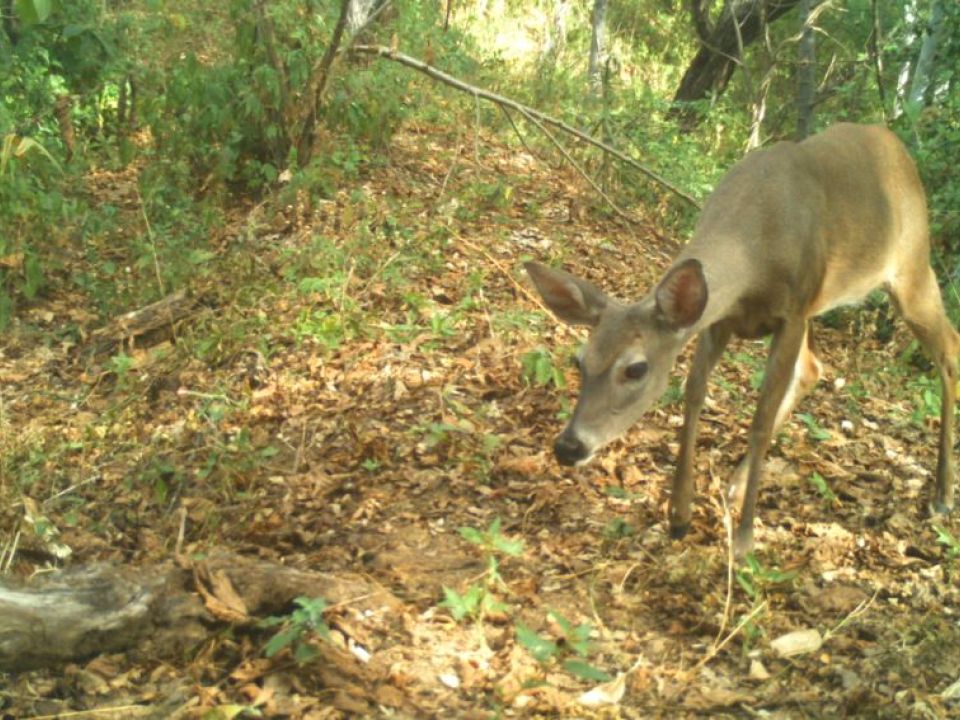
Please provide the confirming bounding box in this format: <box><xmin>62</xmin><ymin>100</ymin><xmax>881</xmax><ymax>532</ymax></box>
<box><xmin>734</xmin><ymin>320</ymin><xmax>807</xmax><ymax>559</ymax></box>
<box><xmin>669</xmin><ymin>323</ymin><xmax>732</xmax><ymax>539</ymax></box>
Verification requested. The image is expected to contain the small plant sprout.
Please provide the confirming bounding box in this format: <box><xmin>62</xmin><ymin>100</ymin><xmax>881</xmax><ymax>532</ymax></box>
<box><xmin>521</xmin><ymin>347</ymin><xmax>566</xmax><ymax>389</ymax></box>
<box><xmin>796</xmin><ymin>412</ymin><xmax>832</xmax><ymax>442</ymax></box>
<box><xmin>735</xmin><ymin>554</ymin><xmax>798</xmax><ymax>602</ymax></box>
<box><xmin>934</xmin><ymin>524</ymin><xmax>960</xmax><ymax>560</ymax></box>
<box><xmin>808</xmin><ymin>471</ymin><xmax>838</xmax><ymax>505</ymax></box>
<box><xmin>516</xmin><ymin>611</ymin><xmax>611</xmax><ymax>682</ymax></box>
<box><xmin>441</xmin><ymin>518</ymin><xmax>523</xmax><ymax>623</ymax></box>
<box><xmin>259</xmin><ymin>596</ymin><xmax>331</xmax><ymax>665</ymax></box>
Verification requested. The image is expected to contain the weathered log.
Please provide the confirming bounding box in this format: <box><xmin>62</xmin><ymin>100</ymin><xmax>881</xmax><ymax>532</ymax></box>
<box><xmin>91</xmin><ymin>289</ymin><xmax>197</xmax><ymax>351</ymax></box>
<box><xmin>0</xmin><ymin>552</ymin><xmax>397</xmax><ymax>672</ymax></box>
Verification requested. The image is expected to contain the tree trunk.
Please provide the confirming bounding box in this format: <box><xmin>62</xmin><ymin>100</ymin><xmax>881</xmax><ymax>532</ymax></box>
<box><xmin>588</xmin><ymin>0</ymin><xmax>607</xmax><ymax>96</ymax></box>
<box><xmin>894</xmin><ymin>0</ymin><xmax>920</xmax><ymax>117</ymax></box>
<box><xmin>540</xmin><ymin>0</ymin><xmax>568</xmax><ymax>66</ymax></box>
<box><xmin>795</xmin><ymin>0</ymin><xmax>816</xmax><ymax>139</ymax></box>
<box><xmin>673</xmin><ymin>0</ymin><xmax>802</xmax><ymax>108</ymax></box>
<box><xmin>907</xmin><ymin>0</ymin><xmax>946</xmax><ymax>108</ymax></box>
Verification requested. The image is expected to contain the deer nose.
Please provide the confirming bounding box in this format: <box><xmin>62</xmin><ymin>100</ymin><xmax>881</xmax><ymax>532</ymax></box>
<box><xmin>554</xmin><ymin>432</ymin><xmax>588</xmax><ymax>466</ymax></box>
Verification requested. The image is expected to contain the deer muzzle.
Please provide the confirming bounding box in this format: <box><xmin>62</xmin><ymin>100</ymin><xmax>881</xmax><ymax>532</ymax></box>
<box><xmin>553</xmin><ymin>430</ymin><xmax>590</xmax><ymax>466</ymax></box>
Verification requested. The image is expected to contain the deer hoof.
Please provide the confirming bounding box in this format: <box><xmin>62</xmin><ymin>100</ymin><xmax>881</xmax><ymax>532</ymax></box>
<box><xmin>669</xmin><ymin>523</ymin><xmax>690</xmax><ymax>540</ymax></box>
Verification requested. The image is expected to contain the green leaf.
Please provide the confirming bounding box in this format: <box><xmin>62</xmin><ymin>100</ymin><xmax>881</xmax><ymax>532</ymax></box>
<box><xmin>491</xmin><ymin>534</ymin><xmax>524</xmax><ymax>557</ymax></box>
<box><xmin>562</xmin><ymin>659</ymin><xmax>613</xmax><ymax>682</ymax></box>
<box><xmin>264</xmin><ymin>627</ymin><xmax>300</xmax><ymax>657</ymax></box>
<box><xmin>516</xmin><ymin>622</ymin><xmax>558</xmax><ymax>663</ymax></box>
<box><xmin>293</xmin><ymin>642</ymin><xmax>320</xmax><ymax>664</ymax></box>
<box><xmin>458</xmin><ymin>526</ymin><xmax>484</xmax><ymax>545</ymax></box>
<box><xmin>23</xmin><ymin>255</ymin><xmax>43</xmax><ymax>298</ymax></box>
<box><xmin>15</xmin><ymin>0</ymin><xmax>55</xmax><ymax>24</ymax></box>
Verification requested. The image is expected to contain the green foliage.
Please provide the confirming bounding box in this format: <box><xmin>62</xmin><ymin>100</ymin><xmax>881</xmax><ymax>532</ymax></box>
<box><xmin>602</xmin><ymin>517</ymin><xmax>635</xmax><ymax>539</ymax></box>
<box><xmin>521</xmin><ymin>347</ymin><xmax>566</xmax><ymax>389</ymax></box>
<box><xmin>458</xmin><ymin>517</ymin><xmax>525</xmax><ymax>560</ymax></box>
<box><xmin>736</xmin><ymin>554</ymin><xmax>798</xmax><ymax>601</ymax></box>
<box><xmin>808</xmin><ymin>471</ymin><xmax>838</xmax><ymax>506</ymax></box>
<box><xmin>442</xmin><ymin>518</ymin><xmax>523</xmax><ymax>624</ymax></box>
<box><xmin>440</xmin><ymin>583</ymin><xmax>508</xmax><ymax>622</ymax></box>
<box><xmin>259</xmin><ymin>596</ymin><xmax>330</xmax><ymax>664</ymax></box>
<box><xmin>516</xmin><ymin>611</ymin><xmax>612</xmax><ymax>682</ymax></box>
<box><xmin>796</xmin><ymin>412</ymin><xmax>831</xmax><ymax>442</ymax></box>
<box><xmin>934</xmin><ymin>524</ymin><xmax>960</xmax><ymax>560</ymax></box>
<box><xmin>906</xmin><ymin>374</ymin><xmax>942</xmax><ymax>426</ymax></box>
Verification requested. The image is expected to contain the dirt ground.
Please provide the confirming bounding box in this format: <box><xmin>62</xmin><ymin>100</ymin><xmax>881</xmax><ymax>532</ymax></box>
<box><xmin>2</xmin><ymin>127</ymin><xmax>960</xmax><ymax>718</ymax></box>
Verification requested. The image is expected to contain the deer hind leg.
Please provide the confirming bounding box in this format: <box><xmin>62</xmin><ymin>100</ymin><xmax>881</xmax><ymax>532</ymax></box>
<box><xmin>734</xmin><ymin>319</ymin><xmax>809</xmax><ymax>558</ymax></box>
<box><xmin>890</xmin><ymin>265</ymin><xmax>960</xmax><ymax>513</ymax></box>
<box><xmin>728</xmin><ymin>324</ymin><xmax>822</xmax><ymax>505</ymax></box>
<box><xmin>669</xmin><ymin>322</ymin><xmax>733</xmax><ymax>539</ymax></box>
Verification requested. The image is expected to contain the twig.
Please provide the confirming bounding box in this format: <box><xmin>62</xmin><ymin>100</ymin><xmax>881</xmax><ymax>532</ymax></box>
<box><xmin>713</xmin><ymin>484</ymin><xmax>735</xmax><ymax>650</ymax></box>
<box><xmin>458</xmin><ymin>237</ymin><xmax>548</xmax><ymax>313</ymax></box>
<box><xmin>823</xmin><ymin>589</ymin><xmax>878</xmax><ymax>642</ymax></box>
<box><xmin>292</xmin><ymin>421</ymin><xmax>307</xmax><ymax>475</ymax></box>
<box><xmin>175</xmin><ymin>507</ymin><xmax>187</xmax><ymax>557</ymax></box>
<box><xmin>348</xmin><ymin>45</ymin><xmax>700</xmax><ymax>209</ymax></box>
<box><xmin>692</xmin><ymin>599</ymin><xmax>767</xmax><ymax>674</ymax></box>
<box><xmin>474</xmin><ymin>92</ymin><xmax>481</xmax><ymax>166</ymax></box>
<box><xmin>515</xmin><ymin>105</ymin><xmax>638</xmax><ymax>224</ymax></box>
<box><xmin>44</xmin><ymin>478</ymin><xmax>95</xmax><ymax>507</ymax></box>
<box><xmin>134</xmin><ymin>184</ymin><xmax>166</xmax><ymax>301</ymax></box>
<box><xmin>498</xmin><ymin>105</ymin><xmax>541</xmax><ymax>161</ymax></box>
<box><xmin>436</xmin><ymin>119</ymin><xmax>465</xmax><ymax>201</ymax></box>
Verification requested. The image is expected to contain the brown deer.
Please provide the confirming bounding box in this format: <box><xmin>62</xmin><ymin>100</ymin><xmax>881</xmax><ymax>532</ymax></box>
<box><xmin>526</xmin><ymin>123</ymin><xmax>958</xmax><ymax>558</ymax></box>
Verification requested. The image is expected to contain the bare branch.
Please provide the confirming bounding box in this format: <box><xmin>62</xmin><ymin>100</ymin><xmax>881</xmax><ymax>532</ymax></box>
<box><xmin>348</xmin><ymin>45</ymin><xmax>701</xmax><ymax>209</ymax></box>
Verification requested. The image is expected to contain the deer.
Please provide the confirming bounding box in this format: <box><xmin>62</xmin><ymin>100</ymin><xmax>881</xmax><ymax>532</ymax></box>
<box><xmin>525</xmin><ymin>123</ymin><xmax>959</xmax><ymax>559</ymax></box>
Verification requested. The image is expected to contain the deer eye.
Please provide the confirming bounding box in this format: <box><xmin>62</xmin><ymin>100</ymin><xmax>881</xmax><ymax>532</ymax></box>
<box><xmin>624</xmin><ymin>361</ymin><xmax>649</xmax><ymax>381</ymax></box>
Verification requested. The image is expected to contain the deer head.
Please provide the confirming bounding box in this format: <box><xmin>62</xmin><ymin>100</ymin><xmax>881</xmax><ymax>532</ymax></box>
<box><xmin>525</xmin><ymin>259</ymin><xmax>708</xmax><ymax>465</ymax></box>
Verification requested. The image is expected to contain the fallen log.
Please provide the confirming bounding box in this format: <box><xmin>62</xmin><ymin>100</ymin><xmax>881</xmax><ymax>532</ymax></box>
<box><xmin>0</xmin><ymin>552</ymin><xmax>398</xmax><ymax>672</ymax></box>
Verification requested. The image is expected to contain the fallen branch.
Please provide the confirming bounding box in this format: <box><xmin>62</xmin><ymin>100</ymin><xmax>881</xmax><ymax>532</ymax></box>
<box><xmin>348</xmin><ymin>45</ymin><xmax>701</xmax><ymax>210</ymax></box>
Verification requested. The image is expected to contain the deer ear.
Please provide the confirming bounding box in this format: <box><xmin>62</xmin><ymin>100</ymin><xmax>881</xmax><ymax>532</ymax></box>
<box><xmin>655</xmin><ymin>259</ymin><xmax>708</xmax><ymax>329</ymax></box>
<box><xmin>525</xmin><ymin>262</ymin><xmax>608</xmax><ymax>327</ymax></box>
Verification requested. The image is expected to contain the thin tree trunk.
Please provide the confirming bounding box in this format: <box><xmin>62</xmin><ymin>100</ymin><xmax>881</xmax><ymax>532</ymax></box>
<box><xmin>588</xmin><ymin>0</ymin><xmax>607</xmax><ymax>96</ymax></box>
<box><xmin>869</xmin><ymin>0</ymin><xmax>887</xmax><ymax>116</ymax></box>
<box><xmin>795</xmin><ymin>0</ymin><xmax>816</xmax><ymax>139</ymax></box>
<box><xmin>907</xmin><ymin>0</ymin><xmax>945</xmax><ymax>108</ymax></box>
<box><xmin>295</xmin><ymin>0</ymin><xmax>352</xmax><ymax>165</ymax></box>
<box><xmin>894</xmin><ymin>0</ymin><xmax>920</xmax><ymax>116</ymax></box>
<box><xmin>541</xmin><ymin>0</ymin><xmax>568</xmax><ymax>66</ymax></box>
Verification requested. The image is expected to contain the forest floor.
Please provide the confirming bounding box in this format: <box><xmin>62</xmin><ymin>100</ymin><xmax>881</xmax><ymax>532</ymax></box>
<box><xmin>3</xmin><ymin>124</ymin><xmax>960</xmax><ymax>719</ymax></box>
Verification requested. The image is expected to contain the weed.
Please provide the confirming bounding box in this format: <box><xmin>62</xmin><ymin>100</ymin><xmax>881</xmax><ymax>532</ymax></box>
<box><xmin>441</xmin><ymin>518</ymin><xmax>523</xmax><ymax>623</ymax></box>
<box><xmin>934</xmin><ymin>524</ymin><xmax>960</xmax><ymax>579</ymax></box>
<box><xmin>516</xmin><ymin>611</ymin><xmax>612</xmax><ymax>682</ymax></box>
<box><xmin>260</xmin><ymin>596</ymin><xmax>330</xmax><ymax>664</ymax></box>
<box><xmin>736</xmin><ymin>554</ymin><xmax>798</xmax><ymax>601</ymax></box>
<box><xmin>521</xmin><ymin>347</ymin><xmax>566</xmax><ymax>389</ymax></box>
<box><xmin>656</xmin><ymin>375</ymin><xmax>683</xmax><ymax>407</ymax></box>
<box><xmin>907</xmin><ymin>374</ymin><xmax>941</xmax><ymax>426</ymax></box>
<box><xmin>796</xmin><ymin>412</ymin><xmax>831</xmax><ymax>442</ymax></box>
<box><xmin>602</xmin><ymin>517</ymin><xmax>635</xmax><ymax>539</ymax></box>
<box><xmin>808</xmin><ymin>471</ymin><xmax>839</xmax><ymax>506</ymax></box>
